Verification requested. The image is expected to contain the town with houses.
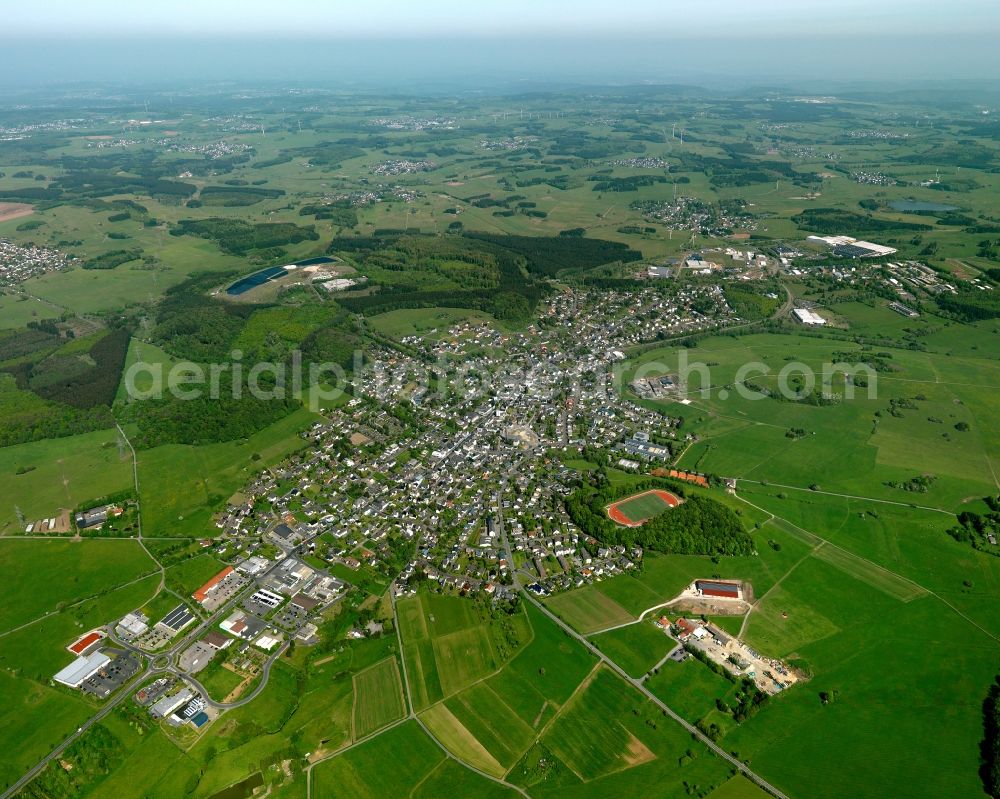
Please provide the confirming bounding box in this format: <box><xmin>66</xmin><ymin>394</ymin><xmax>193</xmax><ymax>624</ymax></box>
<box><xmin>24</xmin><ymin>230</ymin><xmax>952</xmax><ymax>749</ymax></box>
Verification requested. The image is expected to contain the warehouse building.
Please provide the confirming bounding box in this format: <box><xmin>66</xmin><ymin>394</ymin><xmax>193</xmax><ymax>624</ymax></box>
<box><xmin>53</xmin><ymin>651</ymin><xmax>111</xmax><ymax>688</ymax></box>
<box><xmin>792</xmin><ymin>308</ymin><xmax>826</xmax><ymax>326</ymax></box>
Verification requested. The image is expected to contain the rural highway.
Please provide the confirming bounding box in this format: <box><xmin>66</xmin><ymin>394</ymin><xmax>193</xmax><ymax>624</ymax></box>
<box><xmin>493</xmin><ymin>479</ymin><xmax>793</xmax><ymax>799</ymax></box>
<box><xmin>3</xmin><ymin>562</ymin><xmax>285</xmax><ymax>798</ymax></box>
<box><xmin>0</xmin><ymin>664</ymin><xmax>154</xmax><ymax>799</ymax></box>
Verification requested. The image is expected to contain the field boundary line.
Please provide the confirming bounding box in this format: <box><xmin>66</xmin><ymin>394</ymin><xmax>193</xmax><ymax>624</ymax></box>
<box><xmin>737</xmin><ymin>478</ymin><xmax>957</xmax><ymax>516</ymax></box>
<box><xmin>736</xmin><ymin>492</ymin><xmax>1000</xmax><ymax>645</ymax></box>
<box><xmin>407</xmin><ymin>757</ymin><xmax>447</xmax><ymax>799</ymax></box>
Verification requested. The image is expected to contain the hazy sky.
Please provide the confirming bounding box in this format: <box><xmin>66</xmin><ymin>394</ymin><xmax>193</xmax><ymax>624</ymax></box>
<box><xmin>4</xmin><ymin>0</ymin><xmax>997</xmax><ymax>38</ymax></box>
<box><xmin>1</xmin><ymin>1</ymin><xmax>997</xmax><ymax>86</ymax></box>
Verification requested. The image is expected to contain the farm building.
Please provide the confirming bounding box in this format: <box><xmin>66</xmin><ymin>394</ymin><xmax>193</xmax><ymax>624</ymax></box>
<box><xmin>696</xmin><ymin>579</ymin><xmax>742</xmax><ymax>599</ymax></box>
<box><xmin>53</xmin><ymin>651</ymin><xmax>111</xmax><ymax>688</ymax></box>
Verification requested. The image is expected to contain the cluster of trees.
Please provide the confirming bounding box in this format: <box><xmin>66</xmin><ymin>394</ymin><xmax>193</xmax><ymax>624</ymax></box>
<box><xmin>170</xmin><ymin>217</ymin><xmax>319</xmax><ymax>256</ymax></box>
<box><xmin>589</xmin><ymin>175</ymin><xmax>668</xmax><ymax>192</ymax></box>
<box><xmin>150</xmin><ymin>272</ymin><xmax>253</xmax><ymax>361</ymax></box>
<box><xmin>723</xmin><ymin>283</ymin><xmax>782</xmax><ymax>321</ymax></box>
<box><xmin>199</xmin><ymin>185</ymin><xmax>285</xmax><ymax>206</ymax></box>
<box><xmin>792</xmin><ymin>207</ymin><xmax>931</xmax><ymax>234</ymax></box>
<box><xmin>123</xmin><ymin>388</ymin><xmax>300</xmax><ymax>449</ymax></box>
<box><xmin>331</xmin><ymin>234</ymin><xmax>547</xmax><ymax>321</ymax></box>
<box><xmin>276</xmin><ymin>141</ymin><xmax>367</xmax><ymax>166</ymax></box>
<box><xmin>937</xmin><ymin>287</ymin><xmax>1000</xmax><ymax>321</ymax></box>
<box><xmin>18</xmin><ymin>721</ymin><xmax>126</xmax><ymax>799</ymax></box>
<box><xmin>947</xmin><ymin>498</ymin><xmax>1000</xmax><ymax>557</ymax></box>
<box><xmin>0</xmin><ymin>402</ymin><xmax>115</xmax><ymax>448</ymax></box>
<box><xmin>464</xmin><ymin>233</ymin><xmax>642</xmax><ymax>277</ymax></box>
<box><xmin>32</xmin><ymin>328</ymin><xmax>130</xmax><ymax>409</ymax></box>
<box><xmin>53</xmin><ymin>171</ymin><xmax>196</xmax><ymax>201</ymax></box>
<box><xmin>983</xmin><ymin>676</ymin><xmax>1000</xmax><ymax>798</ymax></box>
<box><xmin>299</xmin><ymin>202</ymin><xmax>358</xmax><ymax>227</ymax></box>
<box><xmin>566</xmin><ymin>478</ymin><xmax>754</xmax><ymax>556</ymax></box>
<box><xmin>83</xmin><ymin>248</ymin><xmax>143</xmax><ymax>270</ymax></box>
<box><xmin>884</xmin><ymin>474</ymin><xmax>937</xmax><ymax>493</ymax></box>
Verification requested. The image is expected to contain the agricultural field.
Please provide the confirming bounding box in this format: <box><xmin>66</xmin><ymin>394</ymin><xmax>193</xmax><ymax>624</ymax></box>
<box><xmin>311</xmin><ymin>721</ymin><xmax>446</xmax><ymax>799</ymax></box>
<box><xmin>543</xmin><ymin>585</ymin><xmax>634</xmax><ymax>634</ymax></box>
<box><xmin>626</xmin><ymin>332</ymin><xmax>1000</xmax><ymax>513</ymax></box>
<box><xmin>351</xmin><ymin>657</ymin><xmax>406</xmax><ymax>738</ymax></box>
<box><xmin>645</xmin><ymin>657</ymin><xmax>739</xmax><ymax>724</ymax></box>
<box><xmin>137</xmin><ymin>407</ymin><xmax>316</xmax><ymax>537</ymax></box>
<box><xmin>396</xmin><ymin>592</ymin><xmax>524</xmax><ymax>710</ymax></box>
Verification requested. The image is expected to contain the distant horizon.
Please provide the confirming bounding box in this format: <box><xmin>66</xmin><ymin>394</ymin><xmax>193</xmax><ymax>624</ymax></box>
<box><xmin>1</xmin><ymin>33</ymin><xmax>998</xmax><ymax>89</ymax></box>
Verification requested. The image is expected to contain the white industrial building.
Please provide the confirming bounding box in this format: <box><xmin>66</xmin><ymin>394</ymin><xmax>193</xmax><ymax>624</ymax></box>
<box><xmin>53</xmin><ymin>651</ymin><xmax>111</xmax><ymax>688</ymax></box>
<box><xmin>150</xmin><ymin>687</ymin><xmax>193</xmax><ymax>719</ymax></box>
<box><xmin>792</xmin><ymin>308</ymin><xmax>827</xmax><ymax>326</ymax></box>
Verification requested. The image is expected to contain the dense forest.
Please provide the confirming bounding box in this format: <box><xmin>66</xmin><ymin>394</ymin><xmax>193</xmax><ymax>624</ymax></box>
<box><xmin>792</xmin><ymin>207</ymin><xmax>932</xmax><ymax>234</ymax></box>
<box><xmin>331</xmin><ymin>233</ymin><xmax>547</xmax><ymax>321</ymax></box>
<box><xmin>566</xmin><ymin>478</ymin><xmax>754</xmax><ymax>556</ymax></box>
<box><xmin>464</xmin><ymin>233</ymin><xmax>642</xmax><ymax>276</ymax></box>
<box><xmin>170</xmin><ymin>218</ymin><xmax>319</xmax><ymax>256</ymax></box>
<box><xmin>121</xmin><ymin>388</ymin><xmax>301</xmax><ymax>449</ymax></box>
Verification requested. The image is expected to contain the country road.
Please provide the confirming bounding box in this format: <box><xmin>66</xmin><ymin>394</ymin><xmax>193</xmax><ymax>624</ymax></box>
<box><xmin>494</xmin><ymin>477</ymin><xmax>792</xmax><ymax>799</ymax></box>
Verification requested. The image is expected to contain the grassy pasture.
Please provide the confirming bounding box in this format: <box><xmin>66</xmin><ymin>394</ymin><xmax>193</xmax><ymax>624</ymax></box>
<box><xmin>540</xmin><ymin>667</ymin><xmax>657</xmax><ymax>781</ymax></box>
<box><xmin>706</xmin><ymin>775</ymin><xmax>774</xmax><ymax>798</ymax></box>
<box><xmin>312</xmin><ymin>720</ymin><xmax>444</xmax><ymax>799</ymax></box>
<box><xmin>352</xmin><ymin>657</ymin><xmax>405</xmax><ymax>738</ymax></box>
<box><xmin>443</xmin><ymin>681</ymin><xmax>537</xmax><ymax>771</ymax></box>
<box><xmin>589</xmin><ymin>621</ymin><xmax>674</xmax><ymax>678</ymax></box>
<box><xmin>737</xmin><ymin>484</ymin><xmax>1000</xmax><ymax>638</ymax></box>
<box><xmin>410</xmin><ymin>758</ymin><xmax>522</xmax><ymax>799</ymax></box>
<box><xmin>0</xmin><ymin>427</ymin><xmax>134</xmax><ymax>535</ymax></box>
<box><xmin>138</xmin><ymin>407</ymin><xmax>315</xmax><ymax>537</ymax></box>
<box><xmin>485</xmin><ymin>603</ymin><xmax>596</xmax><ymax>727</ymax></box>
<box><xmin>367</xmin><ymin>307</ymin><xmax>498</xmax><ymax>339</ymax></box>
<box><xmin>0</xmin><ymin>539</ymin><xmax>156</xmax><ymax>633</ymax></box>
<box><xmin>164</xmin><ymin>552</ymin><xmax>226</xmax><ymax>597</ymax></box>
<box><xmin>728</xmin><ymin>553</ymin><xmax>999</xmax><ymax>799</ymax></box>
<box><xmin>543</xmin><ymin>585</ymin><xmax>634</xmax><ymax>634</ymax></box>
<box><xmin>397</xmin><ymin>592</ymin><xmax>511</xmax><ymax>710</ymax></box>
<box><xmin>0</xmin><ymin>293</ymin><xmax>62</xmax><ymax>330</ymax></box>
<box><xmin>419</xmin><ymin>702</ymin><xmax>506</xmax><ymax>777</ymax></box>
<box><xmin>628</xmin><ymin>332</ymin><xmax>1000</xmax><ymax>511</ymax></box>
<box><xmin>645</xmin><ymin>657</ymin><xmax>737</xmax><ymax>724</ymax></box>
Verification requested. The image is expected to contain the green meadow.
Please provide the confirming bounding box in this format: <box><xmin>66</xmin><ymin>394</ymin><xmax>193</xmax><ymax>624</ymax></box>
<box><xmin>0</xmin><ymin>427</ymin><xmax>134</xmax><ymax>534</ymax></box>
<box><xmin>137</xmin><ymin>407</ymin><xmax>316</xmax><ymax>537</ymax></box>
<box><xmin>0</xmin><ymin>538</ymin><xmax>156</xmax><ymax>633</ymax></box>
